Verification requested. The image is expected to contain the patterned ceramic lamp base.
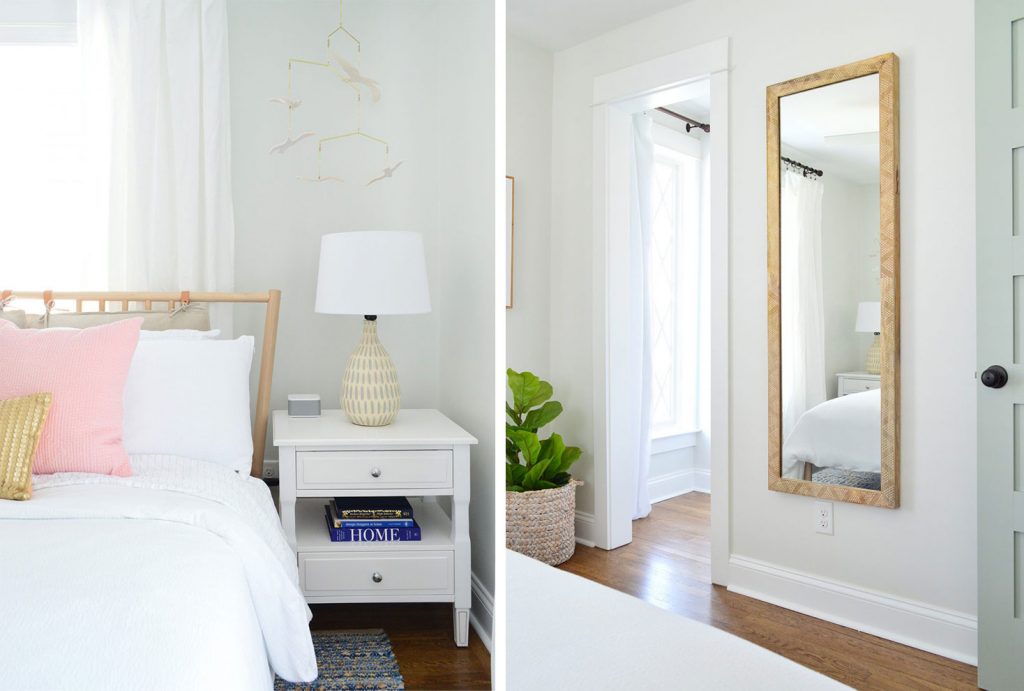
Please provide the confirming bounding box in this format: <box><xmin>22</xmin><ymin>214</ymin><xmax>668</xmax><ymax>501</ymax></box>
<box><xmin>864</xmin><ymin>334</ymin><xmax>881</xmax><ymax>375</ymax></box>
<box><xmin>341</xmin><ymin>318</ymin><xmax>400</xmax><ymax>426</ymax></box>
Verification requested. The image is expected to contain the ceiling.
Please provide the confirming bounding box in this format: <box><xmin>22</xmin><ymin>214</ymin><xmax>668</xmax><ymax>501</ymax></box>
<box><xmin>508</xmin><ymin>0</ymin><xmax>693</xmax><ymax>52</ymax></box>
<box><xmin>780</xmin><ymin>74</ymin><xmax>880</xmax><ymax>185</ymax></box>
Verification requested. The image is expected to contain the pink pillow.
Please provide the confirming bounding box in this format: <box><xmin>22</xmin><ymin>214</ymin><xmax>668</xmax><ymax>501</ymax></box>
<box><xmin>0</xmin><ymin>318</ymin><xmax>142</xmax><ymax>476</ymax></box>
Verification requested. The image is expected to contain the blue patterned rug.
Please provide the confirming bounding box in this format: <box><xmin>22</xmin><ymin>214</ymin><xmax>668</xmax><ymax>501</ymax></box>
<box><xmin>812</xmin><ymin>468</ymin><xmax>881</xmax><ymax>490</ymax></box>
<box><xmin>275</xmin><ymin>629</ymin><xmax>404</xmax><ymax>690</ymax></box>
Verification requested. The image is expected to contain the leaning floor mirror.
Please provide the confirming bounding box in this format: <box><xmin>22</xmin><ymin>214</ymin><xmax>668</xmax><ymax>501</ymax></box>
<box><xmin>766</xmin><ymin>53</ymin><xmax>900</xmax><ymax>508</ymax></box>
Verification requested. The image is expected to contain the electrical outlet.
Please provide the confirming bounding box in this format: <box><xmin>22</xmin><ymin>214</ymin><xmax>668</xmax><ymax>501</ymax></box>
<box><xmin>262</xmin><ymin>460</ymin><xmax>279</xmax><ymax>480</ymax></box>
<box><xmin>814</xmin><ymin>500</ymin><xmax>833</xmax><ymax>535</ymax></box>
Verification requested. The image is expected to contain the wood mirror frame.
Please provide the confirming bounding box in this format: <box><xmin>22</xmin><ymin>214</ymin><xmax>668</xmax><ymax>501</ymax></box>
<box><xmin>766</xmin><ymin>53</ymin><xmax>900</xmax><ymax>508</ymax></box>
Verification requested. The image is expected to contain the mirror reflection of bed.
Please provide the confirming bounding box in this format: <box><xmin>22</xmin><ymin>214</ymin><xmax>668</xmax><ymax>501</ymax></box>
<box><xmin>778</xmin><ymin>74</ymin><xmax>882</xmax><ymax>490</ymax></box>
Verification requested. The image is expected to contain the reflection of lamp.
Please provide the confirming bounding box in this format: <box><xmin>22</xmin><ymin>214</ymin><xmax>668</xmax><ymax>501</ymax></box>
<box><xmin>855</xmin><ymin>301</ymin><xmax>881</xmax><ymax>375</ymax></box>
<box><xmin>315</xmin><ymin>231</ymin><xmax>431</xmax><ymax>426</ymax></box>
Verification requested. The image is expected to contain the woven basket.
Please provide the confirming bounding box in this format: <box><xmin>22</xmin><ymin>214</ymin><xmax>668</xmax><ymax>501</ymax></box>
<box><xmin>506</xmin><ymin>480</ymin><xmax>581</xmax><ymax>566</ymax></box>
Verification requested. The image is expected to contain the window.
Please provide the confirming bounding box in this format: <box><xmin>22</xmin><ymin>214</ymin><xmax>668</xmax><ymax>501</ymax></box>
<box><xmin>0</xmin><ymin>2</ymin><xmax>105</xmax><ymax>295</ymax></box>
<box><xmin>648</xmin><ymin>124</ymin><xmax>703</xmax><ymax>438</ymax></box>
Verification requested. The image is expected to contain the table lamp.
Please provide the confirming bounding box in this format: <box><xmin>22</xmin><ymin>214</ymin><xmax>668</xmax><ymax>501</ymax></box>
<box><xmin>315</xmin><ymin>231</ymin><xmax>430</xmax><ymax>426</ymax></box>
<box><xmin>855</xmin><ymin>301</ymin><xmax>881</xmax><ymax>375</ymax></box>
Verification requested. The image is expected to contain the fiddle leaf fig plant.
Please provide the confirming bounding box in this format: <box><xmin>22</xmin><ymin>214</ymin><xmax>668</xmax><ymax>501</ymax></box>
<box><xmin>506</xmin><ymin>369</ymin><xmax>582</xmax><ymax>492</ymax></box>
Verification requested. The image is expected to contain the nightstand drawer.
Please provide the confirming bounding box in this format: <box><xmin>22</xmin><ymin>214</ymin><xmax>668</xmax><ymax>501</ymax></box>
<box><xmin>299</xmin><ymin>551</ymin><xmax>454</xmax><ymax>597</ymax></box>
<box><xmin>296</xmin><ymin>450</ymin><xmax>453</xmax><ymax>490</ymax></box>
<box><xmin>839</xmin><ymin>378</ymin><xmax>881</xmax><ymax>396</ymax></box>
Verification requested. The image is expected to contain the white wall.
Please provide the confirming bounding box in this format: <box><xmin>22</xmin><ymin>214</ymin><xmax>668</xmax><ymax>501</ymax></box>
<box><xmin>435</xmin><ymin>0</ymin><xmax>497</xmax><ymax>649</ymax></box>
<box><xmin>820</xmin><ymin>172</ymin><xmax>878</xmax><ymax>398</ymax></box>
<box><xmin>229</xmin><ymin>0</ymin><xmax>442</xmax><ymax>431</ymax></box>
<box><xmin>542</xmin><ymin>0</ymin><xmax>976</xmax><ymax>650</ymax></box>
<box><xmin>227</xmin><ymin>0</ymin><xmax>495</xmax><ymax>642</ymax></box>
<box><xmin>506</xmin><ymin>36</ymin><xmax>553</xmax><ymax>377</ymax></box>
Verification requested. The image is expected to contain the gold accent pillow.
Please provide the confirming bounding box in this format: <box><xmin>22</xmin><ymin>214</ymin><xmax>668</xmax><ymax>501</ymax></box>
<box><xmin>0</xmin><ymin>393</ymin><xmax>53</xmax><ymax>500</ymax></box>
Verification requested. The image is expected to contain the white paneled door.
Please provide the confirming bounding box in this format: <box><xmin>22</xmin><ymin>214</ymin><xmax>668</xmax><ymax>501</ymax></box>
<box><xmin>977</xmin><ymin>1</ymin><xmax>1024</xmax><ymax>687</ymax></box>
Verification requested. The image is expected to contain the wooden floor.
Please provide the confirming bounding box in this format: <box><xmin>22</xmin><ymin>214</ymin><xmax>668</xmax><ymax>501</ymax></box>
<box><xmin>309</xmin><ymin>603</ymin><xmax>491</xmax><ymax>690</ymax></box>
<box><xmin>559</xmin><ymin>493</ymin><xmax>978</xmax><ymax>690</ymax></box>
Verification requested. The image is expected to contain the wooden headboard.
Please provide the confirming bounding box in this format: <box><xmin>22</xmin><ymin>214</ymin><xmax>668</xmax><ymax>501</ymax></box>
<box><xmin>0</xmin><ymin>290</ymin><xmax>282</xmax><ymax>478</ymax></box>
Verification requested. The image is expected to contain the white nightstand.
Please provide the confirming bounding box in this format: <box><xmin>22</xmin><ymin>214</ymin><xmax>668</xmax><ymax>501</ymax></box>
<box><xmin>836</xmin><ymin>371</ymin><xmax>881</xmax><ymax>396</ymax></box>
<box><xmin>273</xmin><ymin>408</ymin><xmax>477</xmax><ymax>646</ymax></box>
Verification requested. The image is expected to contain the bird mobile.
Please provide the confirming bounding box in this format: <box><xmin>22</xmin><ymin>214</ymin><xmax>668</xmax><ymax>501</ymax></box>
<box><xmin>269</xmin><ymin>0</ymin><xmax>399</xmax><ymax>185</ymax></box>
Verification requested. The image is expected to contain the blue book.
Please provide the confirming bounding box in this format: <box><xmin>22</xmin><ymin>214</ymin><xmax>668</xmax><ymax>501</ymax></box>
<box><xmin>327</xmin><ymin>503</ymin><xmax>414</xmax><ymax>529</ymax></box>
<box><xmin>324</xmin><ymin>507</ymin><xmax>421</xmax><ymax>542</ymax></box>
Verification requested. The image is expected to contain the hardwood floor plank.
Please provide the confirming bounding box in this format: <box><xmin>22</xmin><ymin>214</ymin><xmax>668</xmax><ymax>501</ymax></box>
<box><xmin>558</xmin><ymin>493</ymin><xmax>976</xmax><ymax>689</ymax></box>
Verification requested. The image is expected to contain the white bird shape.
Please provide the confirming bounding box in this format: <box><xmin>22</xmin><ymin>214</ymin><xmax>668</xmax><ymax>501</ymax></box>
<box><xmin>329</xmin><ymin>49</ymin><xmax>382</xmax><ymax>103</ymax></box>
<box><xmin>269</xmin><ymin>96</ymin><xmax>302</xmax><ymax>109</ymax></box>
<box><xmin>269</xmin><ymin>131</ymin><xmax>316</xmax><ymax>154</ymax></box>
<box><xmin>366</xmin><ymin>161</ymin><xmax>404</xmax><ymax>186</ymax></box>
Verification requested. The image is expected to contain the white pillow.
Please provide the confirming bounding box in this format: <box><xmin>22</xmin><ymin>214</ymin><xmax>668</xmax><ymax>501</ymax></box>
<box><xmin>139</xmin><ymin>329</ymin><xmax>221</xmax><ymax>340</ymax></box>
<box><xmin>122</xmin><ymin>336</ymin><xmax>254</xmax><ymax>472</ymax></box>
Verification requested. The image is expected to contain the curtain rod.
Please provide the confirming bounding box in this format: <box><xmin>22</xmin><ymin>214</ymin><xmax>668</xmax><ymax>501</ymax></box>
<box><xmin>781</xmin><ymin>156</ymin><xmax>823</xmax><ymax>178</ymax></box>
<box><xmin>655</xmin><ymin>107</ymin><xmax>710</xmax><ymax>133</ymax></box>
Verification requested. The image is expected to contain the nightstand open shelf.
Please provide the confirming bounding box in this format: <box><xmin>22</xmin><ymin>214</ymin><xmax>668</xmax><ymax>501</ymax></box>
<box><xmin>295</xmin><ymin>497</ymin><xmax>455</xmax><ymax>552</ymax></box>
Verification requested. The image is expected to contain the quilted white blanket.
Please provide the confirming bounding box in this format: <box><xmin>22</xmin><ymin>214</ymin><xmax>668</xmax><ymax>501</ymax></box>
<box><xmin>0</xmin><ymin>456</ymin><xmax>317</xmax><ymax>690</ymax></box>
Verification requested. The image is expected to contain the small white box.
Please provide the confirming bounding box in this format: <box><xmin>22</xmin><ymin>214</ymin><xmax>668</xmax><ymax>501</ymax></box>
<box><xmin>288</xmin><ymin>394</ymin><xmax>321</xmax><ymax>418</ymax></box>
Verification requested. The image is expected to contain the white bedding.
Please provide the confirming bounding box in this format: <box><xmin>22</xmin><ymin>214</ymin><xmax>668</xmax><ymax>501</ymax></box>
<box><xmin>0</xmin><ymin>455</ymin><xmax>317</xmax><ymax>690</ymax></box>
<box><xmin>508</xmin><ymin>550</ymin><xmax>847</xmax><ymax>690</ymax></box>
<box><xmin>782</xmin><ymin>389</ymin><xmax>881</xmax><ymax>478</ymax></box>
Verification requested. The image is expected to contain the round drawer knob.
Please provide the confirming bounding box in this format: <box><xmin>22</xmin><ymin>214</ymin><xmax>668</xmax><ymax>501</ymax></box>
<box><xmin>372</xmin><ymin>572</ymin><xmax>383</xmax><ymax>583</ymax></box>
<box><xmin>370</xmin><ymin>467</ymin><xmax>382</xmax><ymax>478</ymax></box>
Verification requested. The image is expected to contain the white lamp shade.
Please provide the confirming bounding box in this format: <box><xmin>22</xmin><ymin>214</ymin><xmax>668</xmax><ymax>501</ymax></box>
<box><xmin>315</xmin><ymin>231</ymin><xmax>431</xmax><ymax>315</ymax></box>
<box><xmin>854</xmin><ymin>301</ymin><xmax>881</xmax><ymax>333</ymax></box>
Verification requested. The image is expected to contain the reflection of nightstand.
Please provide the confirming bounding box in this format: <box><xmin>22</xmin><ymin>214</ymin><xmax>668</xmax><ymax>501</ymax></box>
<box><xmin>837</xmin><ymin>371</ymin><xmax>881</xmax><ymax>396</ymax></box>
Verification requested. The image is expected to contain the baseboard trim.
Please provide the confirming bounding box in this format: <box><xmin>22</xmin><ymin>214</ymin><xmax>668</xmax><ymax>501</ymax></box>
<box><xmin>649</xmin><ymin>468</ymin><xmax>710</xmax><ymax>503</ymax></box>
<box><xmin>469</xmin><ymin>572</ymin><xmax>493</xmax><ymax>653</ymax></box>
<box><xmin>728</xmin><ymin>555</ymin><xmax>977</xmax><ymax>665</ymax></box>
<box><xmin>574</xmin><ymin>511</ymin><xmax>597</xmax><ymax>547</ymax></box>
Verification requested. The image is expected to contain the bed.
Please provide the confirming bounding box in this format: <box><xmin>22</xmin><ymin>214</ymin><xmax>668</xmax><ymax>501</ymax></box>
<box><xmin>507</xmin><ymin>550</ymin><xmax>848</xmax><ymax>690</ymax></box>
<box><xmin>782</xmin><ymin>388</ymin><xmax>881</xmax><ymax>480</ymax></box>
<box><xmin>0</xmin><ymin>291</ymin><xmax>317</xmax><ymax>690</ymax></box>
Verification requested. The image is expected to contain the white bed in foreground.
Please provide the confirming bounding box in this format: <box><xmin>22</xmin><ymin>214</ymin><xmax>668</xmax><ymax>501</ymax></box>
<box><xmin>0</xmin><ymin>456</ymin><xmax>316</xmax><ymax>691</ymax></box>
<box><xmin>508</xmin><ymin>550</ymin><xmax>847</xmax><ymax>690</ymax></box>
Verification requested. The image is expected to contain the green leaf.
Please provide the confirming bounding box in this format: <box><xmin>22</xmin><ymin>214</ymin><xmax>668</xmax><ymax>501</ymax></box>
<box><xmin>507</xmin><ymin>369</ymin><xmax>541</xmax><ymax>414</ymax></box>
<box><xmin>505</xmin><ymin>439</ymin><xmax>520</xmax><ymax>464</ymax></box>
<box><xmin>546</xmin><ymin>434</ymin><xmax>566</xmax><ymax>466</ymax></box>
<box><xmin>528</xmin><ymin>380</ymin><xmax>554</xmax><ymax>408</ymax></box>
<box><xmin>505</xmin><ymin>402</ymin><xmax>522</xmax><ymax>425</ymax></box>
<box><xmin>535</xmin><ymin>480</ymin><xmax>558</xmax><ymax>490</ymax></box>
<box><xmin>522</xmin><ymin>401</ymin><xmax>563</xmax><ymax>431</ymax></box>
<box><xmin>508</xmin><ymin>485</ymin><xmax>525</xmax><ymax>492</ymax></box>
<box><xmin>505</xmin><ymin>463</ymin><xmax>527</xmax><ymax>488</ymax></box>
<box><xmin>550</xmin><ymin>472</ymin><xmax>572</xmax><ymax>486</ymax></box>
<box><xmin>557</xmin><ymin>446</ymin><xmax>582</xmax><ymax>475</ymax></box>
<box><xmin>523</xmin><ymin>458</ymin><xmax>551</xmax><ymax>489</ymax></box>
<box><xmin>508</xmin><ymin>428</ymin><xmax>541</xmax><ymax>465</ymax></box>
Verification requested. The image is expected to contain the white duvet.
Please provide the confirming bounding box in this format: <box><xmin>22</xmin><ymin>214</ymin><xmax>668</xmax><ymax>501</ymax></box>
<box><xmin>782</xmin><ymin>389</ymin><xmax>881</xmax><ymax>478</ymax></box>
<box><xmin>0</xmin><ymin>455</ymin><xmax>317</xmax><ymax>690</ymax></box>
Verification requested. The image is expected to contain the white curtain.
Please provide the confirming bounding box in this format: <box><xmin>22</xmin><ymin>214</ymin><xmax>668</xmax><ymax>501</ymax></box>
<box><xmin>780</xmin><ymin>168</ymin><xmax>826</xmax><ymax>453</ymax></box>
<box><xmin>79</xmin><ymin>0</ymin><xmax>235</xmax><ymax>327</ymax></box>
<box><xmin>628</xmin><ymin>114</ymin><xmax>655</xmax><ymax>520</ymax></box>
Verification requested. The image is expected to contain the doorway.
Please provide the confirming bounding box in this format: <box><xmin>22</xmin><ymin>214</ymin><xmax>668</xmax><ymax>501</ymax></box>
<box><xmin>590</xmin><ymin>38</ymin><xmax>730</xmax><ymax>585</ymax></box>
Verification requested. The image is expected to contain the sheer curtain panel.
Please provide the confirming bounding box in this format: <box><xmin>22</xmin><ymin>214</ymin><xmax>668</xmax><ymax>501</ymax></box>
<box><xmin>780</xmin><ymin>168</ymin><xmax>826</xmax><ymax>460</ymax></box>
<box><xmin>628</xmin><ymin>113</ymin><xmax>656</xmax><ymax>520</ymax></box>
<box><xmin>78</xmin><ymin>0</ymin><xmax>235</xmax><ymax>327</ymax></box>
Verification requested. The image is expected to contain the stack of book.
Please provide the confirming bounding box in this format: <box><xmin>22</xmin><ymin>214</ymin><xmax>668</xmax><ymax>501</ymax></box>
<box><xmin>324</xmin><ymin>496</ymin><xmax>422</xmax><ymax>542</ymax></box>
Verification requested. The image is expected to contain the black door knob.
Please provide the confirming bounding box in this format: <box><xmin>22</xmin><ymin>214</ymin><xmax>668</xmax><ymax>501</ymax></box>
<box><xmin>981</xmin><ymin>365</ymin><xmax>1008</xmax><ymax>389</ymax></box>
